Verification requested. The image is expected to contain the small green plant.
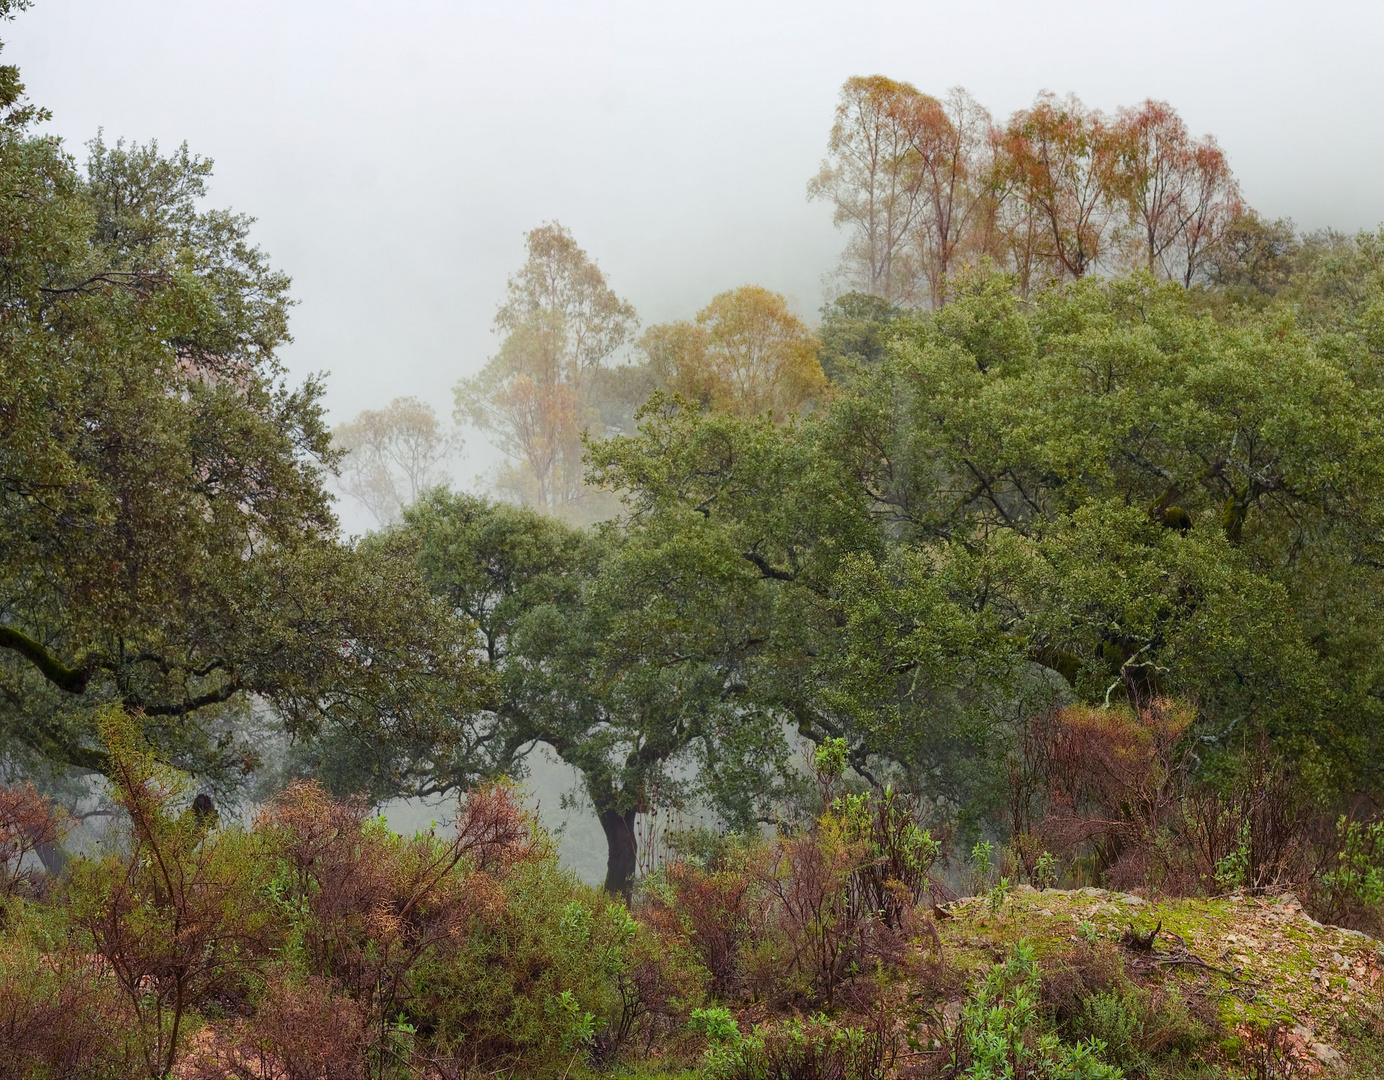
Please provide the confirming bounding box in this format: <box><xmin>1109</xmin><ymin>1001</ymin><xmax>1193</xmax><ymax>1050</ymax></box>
<box><xmin>1213</xmin><ymin>822</ymin><xmax>1251</xmax><ymax>892</ymax></box>
<box><xmin>691</xmin><ymin>1006</ymin><xmax>742</xmax><ymax>1045</ymax></box>
<box><xmin>550</xmin><ymin>988</ymin><xmax>597</xmax><ymax>1053</ymax></box>
<box><xmin>988</xmin><ymin>876</ymin><xmax>1013</xmax><ymax>914</ymax></box>
<box><xmin>968</xmin><ymin>839</ymin><xmax>996</xmax><ymax>895</ymax></box>
<box><xmin>1321</xmin><ymin>816</ymin><xmax>1384</xmax><ymax>908</ymax></box>
<box><xmin>959</xmin><ymin>943</ymin><xmax>1123</xmax><ymax>1080</ymax></box>
<box><xmin>814</xmin><ymin>738</ymin><xmax>848</xmax><ymax>781</ymax></box>
<box><xmin>1034</xmin><ymin>850</ymin><xmax>1059</xmax><ymax>891</ymax></box>
<box><xmin>1079</xmin><ymin>920</ymin><xmax>1101</xmax><ymax>943</ymax></box>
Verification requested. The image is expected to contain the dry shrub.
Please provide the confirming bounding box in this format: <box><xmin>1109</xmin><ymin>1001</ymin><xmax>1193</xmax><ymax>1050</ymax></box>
<box><xmin>639</xmin><ymin>845</ymin><xmax>762</xmax><ymax>997</ymax></box>
<box><xmin>66</xmin><ymin>721</ymin><xmax>280</xmax><ymax>1079</ymax></box>
<box><xmin>1035</xmin><ymin>698</ymin><xmax>1193</xmax><ymax>885</ymax></box>
<box><xmin>0</xmin><ymin>781</ymin><xmax>67</xmax><ymax>899</ymax></box>
<box><xmin>1028</xmin><ymin>698</ymin><xmax>1325</xmax><ymax>896</ymax></box>
<box><xmin>643</xmin><ymin>786</ymin><xmax>941</xmax><ymax>1012</ymax></box>
<box><xmin>754</xmin><ymin>828</ymin><xmax>876</xmax><ymax>1006</ymax></box>
<box><xmin>180</xmin><ymin>974</ymin><xmax>369</xmax><ymax>1080</ymax></box>
<box><xmin>1182</xmin><ymin>747</ymin><xmax>1306</xmax><ymax>893</ymax></box>
<box><xmin>612</xmin><ymin>920</ymin><xmax>709</xmax><ymax>1053</ymax></box>
<box><xmin>0</xmin><ymin>933</ymin><xmax>141</xmax><ymax>1079</ymax></box>
<box><xmin>258</xmin><ymin>779</ymin><xmax>535</xmax><ymax>1051</ymax></box>
<box><xmin>1038</xmin><ymin>942</ymin><xmax>1126</xmax><ymax>1028</ymax></box>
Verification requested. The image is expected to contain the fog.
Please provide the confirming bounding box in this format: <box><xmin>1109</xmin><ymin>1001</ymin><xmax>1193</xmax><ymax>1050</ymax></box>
<box><xmin>12</xmin><ymin>0</ymin><xmax>1384</xmax><ymax>463</ymax></box>
<box><xmin>11</xmin><ymin>0</ymin><xmax>1384</xmax><ymax>880</ymax></box>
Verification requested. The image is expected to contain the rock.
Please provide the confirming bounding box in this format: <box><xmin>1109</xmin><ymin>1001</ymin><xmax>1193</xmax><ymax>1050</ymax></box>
<box><xmin>1311</xmin><ymin>1042</ymin><xmax>1344</xmax><ymax>1071</ymax></box>
<box><xmin>1013</xmin><ymin>883</ymin><xmax>1039</xmax><ymax>896</ymax></box>
<box><xmin>1116</xmin><ymin>893</ymin><xmax>1146</xmax><ymax>905</ymax></box>
<box><xmin>1338</xmin><ymin>927</ymin><xmax>1370</xmax><ymax>940</ymax></box>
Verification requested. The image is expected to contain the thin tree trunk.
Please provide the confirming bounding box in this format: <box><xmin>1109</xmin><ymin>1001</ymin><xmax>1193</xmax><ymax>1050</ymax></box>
<box><xmin>598</xmin><ymin>808</ymin><xmax>638</xmax><ymax>899</ymax></box>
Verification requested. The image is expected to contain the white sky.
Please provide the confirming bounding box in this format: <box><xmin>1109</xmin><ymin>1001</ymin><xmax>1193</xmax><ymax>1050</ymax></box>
<box><xmin>11</xmin><ymin>0</ymin><xmax>1384</xmax><ymax>502</ymax></box>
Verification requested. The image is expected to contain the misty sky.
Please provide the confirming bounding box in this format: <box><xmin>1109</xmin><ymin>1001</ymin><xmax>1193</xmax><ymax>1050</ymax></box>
<box><xmin>11</xmin><ymin>0</ymin><xmax>1384</xmax><ymax>512</ymax></box>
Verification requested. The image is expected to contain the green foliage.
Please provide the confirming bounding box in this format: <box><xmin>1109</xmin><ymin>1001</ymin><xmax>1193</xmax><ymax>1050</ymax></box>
<box><xmin>817</xmin><ymin>291</ymin><xmax>902</xmax><ymax>383</ymax></box>
<box><xmin>1069</xmin><ymin>985</ymin><xmax>1210</xmax><ymax>1076</ymax></box>
<box><xmin>691</xmin><ymin>1006</ymin><xmax>741</xmax><ymax>1045</ymax></box>
<box><xmin>1319</xmin><ymin>817</ymin><xmax>1384</xmax><ymax>918</ymax></box>
<box><xmin>961</xmin><ymin>943</ymin><xmax>1123</xmax><ymax>1080</ymax></box>
<box><xmin>703</xmin><ymin>1014</ymin><xmax>890</xmax><ymax>1080</ymax></box>
<box><xmin>411</xmin><ymin>853</ymin><xmax>634</xmax><ymax>1073</ymax></box>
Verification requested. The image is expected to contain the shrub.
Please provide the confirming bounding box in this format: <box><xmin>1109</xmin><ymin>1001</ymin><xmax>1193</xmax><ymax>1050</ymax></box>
<box><xmin>0</xmin><ymin>904</ymin><xmax>142</xmax><ymax>1079</ymax></box>
<box><xmin>0</xmin><ymin>781</ymin><xmax>66</xmax><ymax>901</ymax></box>
<box><xmin>703</xmin><ymin>1014</ymin><xmax>895</xmax><ymax>1080</ymax></box>
<box><xmin>259</xmin><ymin>778</ymin><xmax>537</xmax><ymax>1064</ymax></box>
<box><xmin>410</xmin><ymin>851</ymin><xmax>635</xmax><ymax>1077</ymax></box>
<box><xmin>1311</xmin><ymin>815</ymin><xmax>1384</xmax><ymax>934</ymax></box>
<box><xmin>179</xmin><ymin>972</ymin><xmax>370</xmax><ymax>1080</ymax></box>
<box><xmin>639</xmin><ymin>837</ymin><xmax>763</xmax><ymax>997</ymax></box>
<box><xmin>65</xmin><ymin>716</ymin><xmax>278</xmax><ymax>1078</ymax></box>
<box><xmin>958</xmin><ymin>943</ymin><xmax>1123</xmax><ymax>1080</ymax></box>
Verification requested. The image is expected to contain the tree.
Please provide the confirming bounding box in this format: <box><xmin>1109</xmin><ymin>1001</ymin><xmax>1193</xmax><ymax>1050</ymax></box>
<box><xmin>634</xmin><ymin>286</ymin><xmax>826</xmax><ymax>421</ymax></box>
<box><xmin>591</xmin><ymin>266</ymin><xmax>1384</xmax><ymax>825</ymax></box>
<box><xmin>396</xmin><ymin>489</ymin><xmax>800</xmax><ymax>896</ymax></box>
<box><xmin>455</xmin><ymin>223</ymin><xmax>637</xmax><ymax>517</ymax></box>
<box><xmin>0</xmin><ymin>47</ymin><xmax>488</xmax><ymax>791</ymax></box>
<box><xmin>996</xmin><ymin>92</ymin><xmax>1124</xmax><ymax>281</ymax></box>
<box><xmin>809</xmin><ymin>76</ymin><xmax>932</xmax><ymax>304</ymax></box>
<box><xmin>1111</xmin><ymin>99</ymin><xmax>1243</xmax><ymax>286</ymax></box>
<box><xmin>912</xmin><ymin>87</ymin><xmax>995</xmax><ymax>307</ymax></box>
<box><xmin>816</xmin><ymin>292</ymin><xmax>902</xmax><ymax>382</ymax></box>
<box><xmin>333</xmin><ymin>396</ymin><xmax>458</xmax><ymax>527</ymax></box>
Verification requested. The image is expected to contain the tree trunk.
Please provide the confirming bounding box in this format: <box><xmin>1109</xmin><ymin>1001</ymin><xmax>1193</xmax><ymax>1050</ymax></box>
<box><xmin>598</xmin><ymin>808</ymin><xmax>638</xmax><ymax>899</ymax></box>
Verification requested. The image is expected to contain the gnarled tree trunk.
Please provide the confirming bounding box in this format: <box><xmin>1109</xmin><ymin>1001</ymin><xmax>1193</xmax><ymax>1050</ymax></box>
<box><xmin>598</xmin><ymin>808</ymin><xmax>637</xmax><ymax>899</ymax></box>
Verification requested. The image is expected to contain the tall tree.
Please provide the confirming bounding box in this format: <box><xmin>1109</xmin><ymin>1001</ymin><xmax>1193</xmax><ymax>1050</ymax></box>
<box><xmin>397</xmin><ymin>490</ymin><xmax>799</xmax><ymax>896</ymax></box>
<box><xmin>333</xmin><ymin>396</ymin><xmax>457</xmax><ymax>528</ymax></box>
<box><xmin>634</xmin><ymin>286</ymin><xmax>826</xmax><ymax>421</ymax></box>
<box><xmin>912</xmin><ymin>87</ymin><xmax>995</xmax><ymax>307</ymax></box>
<box><xmin>455</xmin><ymin>223</ymin><xmax>636</xmax><ymax>517</ymax></box>
<box><xmin>1111</xmin><ymin>100</ymin><xmax>1243</xmax><ymax>286</ymax></box>
<box><xmin>0</xmin><ymin>53</ymin><xmax>488</xmax><ymax>788</ymax></box>
<box><xmin>995</xmin><ymin>92</ymin><xmax>1123</xmax><ymax>281</ymax></box>
<box><xmin>809</xmin><ymin>76</ymin><xmax>931</xmax><ymax>304</ymax></box>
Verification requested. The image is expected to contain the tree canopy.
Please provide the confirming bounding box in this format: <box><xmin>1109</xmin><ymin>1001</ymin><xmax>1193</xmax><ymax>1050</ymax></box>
<box><xmin>0</xmin><ymin>65</ymin><xmax>487</xmax><ymax>793</ymax></box>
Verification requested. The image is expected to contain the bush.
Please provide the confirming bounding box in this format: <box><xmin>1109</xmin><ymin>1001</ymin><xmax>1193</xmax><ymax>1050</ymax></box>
<box><xmin>64</xmin><ymin>717</ymin><xmax>279</xmax><ymax>1077</ymax></box>
<box><xmin>0</xmin><ymin>781</ymin><xmax>66</xmax><ymax>901</ymax></box>
<box><xmin>958</xmin><ymin>943</ymin><xmax>1123</xmax><ymax>1080</ymax></box>
<box><xmin>411</xmin><ymin>856</ymin><xmax>636</xmax><ymax>1077</ymax></box>
<box><xmin>703</xmin><ymin>1014</ymin><xmax>895</xmax><ymax>1080</ymax></box>
<box><xmin>0</xmin><ymin>903</ymin><xmax>142</xmax><ymax>1079</ymax></box>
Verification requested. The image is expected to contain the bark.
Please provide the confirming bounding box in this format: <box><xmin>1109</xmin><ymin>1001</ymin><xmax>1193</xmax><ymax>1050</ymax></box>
<box><xmin>598</xmin><ymin>807</ymin><xmax>638</xmax><ymax>899</ymax></box>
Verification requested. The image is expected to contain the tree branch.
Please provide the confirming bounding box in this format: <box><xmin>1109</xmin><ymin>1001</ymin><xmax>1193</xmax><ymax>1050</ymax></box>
<box><xmin>0</xmin><ymin>626</ymin><xmax>89</xmax><ymax>693</ymax></box>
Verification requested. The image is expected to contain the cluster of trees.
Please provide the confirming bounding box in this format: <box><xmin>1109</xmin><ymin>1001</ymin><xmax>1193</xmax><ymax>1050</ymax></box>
<box><xmin>343</xmin><ymin>242</ymin><xmax>1384</xmax><ymax>894</ymax></box>
<box><xmin>810</xmin><ymin>77</ymin><xmax>1243</xmax><ymax>302</ymax></box>
<box><xmin>7</xmin><ymin>0</ymin><xmax>1384</xmax><ymax>913</ymax></box>
<box><xmin>370</xmin><ymin>78</ymin><xmax>1247</xmax><ymax>523</ymax></box>
<box><xmin>447</xmin><ymin>224</ymin><xmax>829</xmax><ymax>520</ymax></box>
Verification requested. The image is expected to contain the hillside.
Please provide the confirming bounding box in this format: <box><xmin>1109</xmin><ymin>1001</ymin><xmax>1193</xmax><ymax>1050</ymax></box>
<box><xmin>907</xmin><ymin>886</ymin><xmax>1379</xmax><ymax>1077</ymax></box>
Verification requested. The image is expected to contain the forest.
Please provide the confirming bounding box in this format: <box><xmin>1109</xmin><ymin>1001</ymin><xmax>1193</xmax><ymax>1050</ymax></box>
<box><xmin>5</xmin><ymin>2</ymin><xmax>1384</xmax><ymax>1077</ymax></box>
